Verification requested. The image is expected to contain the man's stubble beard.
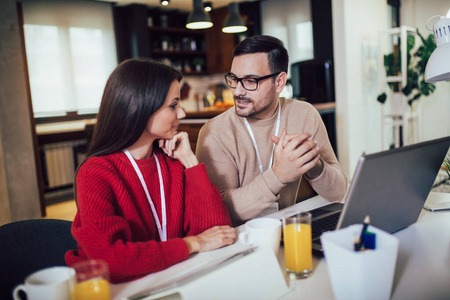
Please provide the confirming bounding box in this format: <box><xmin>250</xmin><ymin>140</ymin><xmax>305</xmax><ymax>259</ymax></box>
<box><xmin>234</xmin><ymin>86</ymin><xmax>277</xmax><ymax>118</ymax></box>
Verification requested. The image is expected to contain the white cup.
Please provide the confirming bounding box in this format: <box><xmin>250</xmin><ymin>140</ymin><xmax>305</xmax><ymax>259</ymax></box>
<box><xmin>13</xmin><ymin>266</ymin><xmax>75</xmax><ymax>300</ymax></box>
<box><xmin>238</xmin><ymin>218</ymin><xmax>282</xmax><ymax>254</ymax></box>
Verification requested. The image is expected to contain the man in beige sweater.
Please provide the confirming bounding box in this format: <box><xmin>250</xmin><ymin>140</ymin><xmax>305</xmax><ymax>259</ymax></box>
<box><xmin>196</xmin><ymin>35</ymin><xmax>347</xmax><ymax>225</ymax></box>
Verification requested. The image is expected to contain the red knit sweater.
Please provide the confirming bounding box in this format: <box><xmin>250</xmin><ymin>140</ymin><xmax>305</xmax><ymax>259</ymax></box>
<box><xmin>65</xmin><ymin>148</ymin><xmax>231</xmax><ymax>283</ymax></box>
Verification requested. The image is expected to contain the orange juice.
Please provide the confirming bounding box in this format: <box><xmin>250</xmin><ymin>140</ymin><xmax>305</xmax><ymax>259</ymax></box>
<box><xmin>283</xmin><ymin>223</ymin><xmax>312</xmax><ymax>272</ymax></box>
<box><xmin>72</xmin><ymin>278</ymin><xmax>110</xmax><ymax>300</ymax></box>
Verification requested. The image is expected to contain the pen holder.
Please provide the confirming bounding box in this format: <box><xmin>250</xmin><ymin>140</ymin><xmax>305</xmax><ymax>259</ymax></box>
<box><xmin>321</xmin><ymin>225</ymin><xmax>399</xmax><ymax>300</ymax></box>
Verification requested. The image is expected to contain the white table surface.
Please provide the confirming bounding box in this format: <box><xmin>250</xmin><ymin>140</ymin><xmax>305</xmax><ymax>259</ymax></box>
<box><xmin>276</xmin><ymin>191</ymin><xmax>450</xmax><ymax>300</ymax></box>
<box><xmin>111</xmin><ymin>192</ymin><xmax>450</xmax><ymax>300</ymax></box>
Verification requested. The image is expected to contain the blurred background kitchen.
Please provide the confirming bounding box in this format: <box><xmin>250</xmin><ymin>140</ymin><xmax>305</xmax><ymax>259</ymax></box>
<box><xmin>1</xmin><ymin>0</ymin><xmax>449</xmax><ymax>224</ymax></box>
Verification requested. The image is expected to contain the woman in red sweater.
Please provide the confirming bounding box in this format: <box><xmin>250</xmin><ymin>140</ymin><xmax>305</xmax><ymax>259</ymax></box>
<box><xmin>65</xmin><ymin>58</ymin><xmax>235</xmax><ymax>283</ymax></box>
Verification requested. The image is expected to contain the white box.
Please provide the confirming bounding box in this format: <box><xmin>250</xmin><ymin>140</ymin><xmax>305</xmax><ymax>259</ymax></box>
<box><xmin>321</xmin><ymin>225</ymin><xmax>399</xmax><ymax>300</ymax></box>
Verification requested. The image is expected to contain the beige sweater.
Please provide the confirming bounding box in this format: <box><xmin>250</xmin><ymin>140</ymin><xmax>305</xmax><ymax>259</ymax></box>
<box><xmin>196</xmin><ymin>98</ymin><xmax>348</xmax><ymax>225</ymax></box>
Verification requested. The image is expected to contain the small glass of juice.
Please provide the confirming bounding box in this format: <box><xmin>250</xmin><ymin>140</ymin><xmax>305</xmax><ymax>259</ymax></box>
<box><xmin>282</xmin><ymin>211</ymin><xmax>312</xmax><ymax>279</ymax></box>
<box><xmin>71</xmin><ymin>259</ymin><xmax>111</xmax><ymax>300</ymax></box>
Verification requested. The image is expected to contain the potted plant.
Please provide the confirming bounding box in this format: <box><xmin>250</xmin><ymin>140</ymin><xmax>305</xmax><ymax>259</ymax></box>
<box><xmin>377</xmin><ymin>30</ymin><xmax>437</xmax><ymax>107</ymax></box>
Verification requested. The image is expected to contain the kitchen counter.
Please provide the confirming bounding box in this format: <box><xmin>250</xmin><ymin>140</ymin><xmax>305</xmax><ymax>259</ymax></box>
<box><xmin>35</xmin><ymin>102</ymin><xmax>336</xmax><ymax>148</ymax></box>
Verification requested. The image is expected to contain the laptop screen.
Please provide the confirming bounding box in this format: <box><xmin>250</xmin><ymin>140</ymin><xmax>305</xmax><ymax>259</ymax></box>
<box><xmin>337</xmin><ymin>136</ymin><xmax>450</xmax><ymax>233</ymax></box>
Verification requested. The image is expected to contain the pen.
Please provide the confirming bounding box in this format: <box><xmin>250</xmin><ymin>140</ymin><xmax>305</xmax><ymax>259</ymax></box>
<box><xmin>356</xmin><ymin>215</ymin><xmax>370</xmax><ymax>251</ymax></box>
<box><xmin>353</xmin><ymin>235</ymin><xmax>360</xmax><ymax>251</ymax></box>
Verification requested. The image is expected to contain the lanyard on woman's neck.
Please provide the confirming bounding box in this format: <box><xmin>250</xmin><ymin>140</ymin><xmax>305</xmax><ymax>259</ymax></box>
<box><xmin>243</xmin><ymin>100</ymin><xmax>281</xmax><ymax>174</ymax></box>
<box><xmin>123</xmin><ymin>149</ymin><xmax>167</xmax><ymax>241</ymax></box>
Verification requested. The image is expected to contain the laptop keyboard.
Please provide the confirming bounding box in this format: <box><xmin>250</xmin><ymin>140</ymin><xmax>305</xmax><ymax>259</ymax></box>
<box><xmin>311</xmin><ymin>212</ymin><xmax>341</xmax><ymax>240</ymax></box>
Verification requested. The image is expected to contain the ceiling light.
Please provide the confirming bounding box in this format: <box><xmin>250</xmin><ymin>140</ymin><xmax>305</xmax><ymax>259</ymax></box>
<box><xmin>160</xmin><ymin>0</ymin><xmax>169</xmax><ymax>6</ymax></box>
<box><xmin>222</xmin><ymin>2</ymin><xmax>247</xmax><ymax>33</ymax></box>
<box><xmin>425</xmin><ymin>16</ymin><xmax>450</xmax><ymax>82</ymax></box>
<box><xmin>186</xmin><ymin>0</ymin><xmax>213</xmax><ymax>29</ymax></box>
<box><xmin>204</xmin><ymin>1</ymin><xmax>213</xmax><ymax>12</ymax></box>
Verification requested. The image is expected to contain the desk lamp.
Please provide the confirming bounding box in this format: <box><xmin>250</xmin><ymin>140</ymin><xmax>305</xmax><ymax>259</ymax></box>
<box><xmin>425</xmin><ymin>15</ymin><xmax>450</xmax><ymax>82</ymax></box>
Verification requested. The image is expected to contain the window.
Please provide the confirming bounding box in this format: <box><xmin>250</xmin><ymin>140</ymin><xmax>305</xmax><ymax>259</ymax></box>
<box><xmin>22</xmin><ymin>0</ymin><xmax>118</xmax><ymax>120</ymax></box>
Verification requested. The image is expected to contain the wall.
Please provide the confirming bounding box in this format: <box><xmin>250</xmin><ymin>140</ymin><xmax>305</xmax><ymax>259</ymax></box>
<box><xmin>332</xmin><ymin>0</ymin><xmax>389</xmax><ymax>176</ymax></box>
<box><xmin>0</xmin><ymin>0</ymin><xmax>41</xmax><ymax>225</ymax></box>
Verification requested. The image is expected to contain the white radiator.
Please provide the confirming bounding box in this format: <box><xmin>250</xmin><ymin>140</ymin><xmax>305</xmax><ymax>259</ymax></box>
<box><xmin>43</xmin><ymin>141</ymin><xmax>85</xmax><ymax>188</ymax></box>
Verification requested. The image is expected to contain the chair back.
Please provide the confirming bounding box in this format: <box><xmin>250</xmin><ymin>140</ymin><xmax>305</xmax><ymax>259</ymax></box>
<box><xmin>0</xmin><ymin>219</ymin><xmax>76</xmax><ymax>300</ymax></box>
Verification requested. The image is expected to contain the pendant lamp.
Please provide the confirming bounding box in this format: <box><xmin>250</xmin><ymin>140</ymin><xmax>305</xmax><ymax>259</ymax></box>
<box><xmin>222</xmin><ymin>2</ymin><xmax>247</xmax><ymax>33</ymax></box>
<box><xmin>160</xmin><ymin>0</ymin><xmax>169</xmax><ymax>6</ymax></box>
<box><xmin>186</xmin><ymin>0</ymin><xmax>213</xmax><ymax>30</ymax></box>
<box><xmin>425</xmin><ymin>16</ymin><xmax>450</xmax><ymax>82</ymax></box>
<box><xmin>204</xmin><ymin>1</ymin><xmax>213</xmax><ymax>12</ymax></box>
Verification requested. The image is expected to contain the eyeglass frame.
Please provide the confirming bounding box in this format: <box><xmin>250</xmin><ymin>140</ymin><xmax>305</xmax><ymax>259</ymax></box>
<box><xmin>224</xmin><ymin>72</ymin><xmax>282</xmax><ymax>91</ymax></box>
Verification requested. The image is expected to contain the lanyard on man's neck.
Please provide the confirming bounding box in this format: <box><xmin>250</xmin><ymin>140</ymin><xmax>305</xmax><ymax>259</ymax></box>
<box><xmin>243</xmin><ymin>100</ymin><xmax>281</xmax><ymax>174</ymax></box>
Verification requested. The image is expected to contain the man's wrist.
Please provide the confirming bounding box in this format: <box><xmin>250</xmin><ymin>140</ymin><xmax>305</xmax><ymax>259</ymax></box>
<box><xmin>305</xmin><ymin>159</ymin><xmax>324</xmax><ymax>179</ymax></box>
<box><xmin>265</xmin><ymin>167</ymin><xmax>287</xmax><ymax>196</ymax></box>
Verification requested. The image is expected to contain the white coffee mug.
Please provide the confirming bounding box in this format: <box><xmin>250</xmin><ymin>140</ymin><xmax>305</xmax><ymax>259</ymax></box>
<box><xmin>13</xmin><ymin>266</ymin><xmax>75</xmax><ymax>300</ymax></box>
<box><xmin>238</xmin><ymin>218</ymin><xmax>282</xmax><ymax>254</ymax></box>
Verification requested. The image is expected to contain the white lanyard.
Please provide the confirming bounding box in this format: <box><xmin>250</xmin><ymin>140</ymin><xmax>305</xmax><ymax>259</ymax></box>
<box><xmin>243</xmin><ymin>101</ymin><xmax>281</xmax><ymax>174</ymax></box>
<box><xmin>123</xmin><ymin>149</ymin><xmax>167</xmax><ymax>241</ymax></box>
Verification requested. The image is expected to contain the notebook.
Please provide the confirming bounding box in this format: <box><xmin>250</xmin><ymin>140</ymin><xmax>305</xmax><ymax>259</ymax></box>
<box><xmin>309</xmin><ymin>136</ymin><xmax>450</xmax><ymax>255</ymax></box>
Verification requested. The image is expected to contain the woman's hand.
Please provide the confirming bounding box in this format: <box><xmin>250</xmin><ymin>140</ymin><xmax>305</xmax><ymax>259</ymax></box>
<box><xmin>159</xmin><ymin>132</ymin><xmax>199</xmax><ymax>168</ymax></box>
<box><xmin>183</xmin><ymin>226</ymin><xmax>236</xmax><ymax>254</ymax></box>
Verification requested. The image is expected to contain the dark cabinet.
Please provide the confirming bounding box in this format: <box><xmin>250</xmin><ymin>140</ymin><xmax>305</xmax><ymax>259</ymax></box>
<box><xmin>149</xmin><ymin>26</ymin><xmax>207</xmax><ymax>74</ymax></box>
<box><xmin>205</xmin><ymin>7</ymin><xmax>239</xmax><ymax>74</ymax></box>
<box><xmin>205</xmin><ymin>3</ymin><xmax>261</xmax><ymax>73</ymax></box>
<box><xmin>114</xmin><ymin>5</ymin><xmax>207</xmax><ymax>75</ymax></box>
<box><xmin>113</xmin><ymin>3</ymin><xmax>261</xmax><ymax>75</ymax></box>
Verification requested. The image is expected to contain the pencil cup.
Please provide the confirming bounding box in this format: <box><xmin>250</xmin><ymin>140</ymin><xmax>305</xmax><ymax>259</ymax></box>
<box><xmin>321</xmin><ymin>225</ymin><xmax>399</xmax><ymax>300</ymax></box>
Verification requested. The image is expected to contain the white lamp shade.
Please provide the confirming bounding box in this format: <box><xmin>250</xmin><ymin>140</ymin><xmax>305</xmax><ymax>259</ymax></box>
<box><xmin>425</xmin><ymin>17</ymin><xmax>450</xmax><ymax>82</ymax></box>
<box><xmin>425</xmin><ymin>43</ymin><xmax>450</xmax><ymax>82</ymax></box>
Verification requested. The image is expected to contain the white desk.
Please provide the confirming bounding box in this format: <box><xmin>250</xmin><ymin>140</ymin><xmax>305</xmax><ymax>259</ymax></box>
<box><xmin>111</xmin><ymin>192</ymin><xmax>450</xmax><ymax>300</ymax></box>
<box><xmin>271</xmin><ymin>192</ymin><xmax>450</xmax><ymax>300</ymax></box>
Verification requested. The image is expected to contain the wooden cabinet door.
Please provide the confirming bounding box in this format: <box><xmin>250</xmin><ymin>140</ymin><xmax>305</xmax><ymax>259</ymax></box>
<box><xmin>205</xmin><ymin>7</ymin><xmax>239</xmax><ymax>74</ymax></box>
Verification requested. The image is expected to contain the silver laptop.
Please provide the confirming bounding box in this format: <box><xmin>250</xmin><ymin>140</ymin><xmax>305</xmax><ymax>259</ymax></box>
<box><xmin>309</xmin><ymin>136</ymin><xmax>450</xmax><ymax>255</ymax></box>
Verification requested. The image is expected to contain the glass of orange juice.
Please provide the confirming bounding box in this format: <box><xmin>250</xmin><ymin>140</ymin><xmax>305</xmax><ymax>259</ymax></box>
<box><xmin>283</xmin><ymin>211</ymin><xmax>312</xmax><ymax>279</ymax></box>
<box><xmin>71</xmin><ymin>259</ymin><xmax>111</xmax><ymax>300</ymax></box>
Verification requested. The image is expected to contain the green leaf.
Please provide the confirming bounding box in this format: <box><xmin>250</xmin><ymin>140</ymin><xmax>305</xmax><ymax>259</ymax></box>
<box><xmin>377</xmin><ymin>93</ymin><xmax>387</xmax><ymax>104</ymax></box>
<box><xmin>445</xmin><ymin>155</ymin><xmax>450</xmax><ymax>178</ymax></box>
<box><xmin>378</xmin><ymin>29</ymin><xmax>437</xmax><ymax>103</ymax></box>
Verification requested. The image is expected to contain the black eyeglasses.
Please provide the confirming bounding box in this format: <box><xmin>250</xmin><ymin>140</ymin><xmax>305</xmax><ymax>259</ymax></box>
<box><xmin>224</xmin><ymin>72</ymin><xmax>281</xmax><ymax>91</ymax></box>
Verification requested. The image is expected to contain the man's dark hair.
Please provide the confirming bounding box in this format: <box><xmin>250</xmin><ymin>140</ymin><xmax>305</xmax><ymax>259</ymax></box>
<box><xmin>232</xmin><ymin>35</ymin><xmax>289</xmax><ymax>74</ymax></box>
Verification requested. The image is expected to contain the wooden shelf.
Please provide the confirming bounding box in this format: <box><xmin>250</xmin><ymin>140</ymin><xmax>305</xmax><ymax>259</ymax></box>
<box><xmin>149</xmin><ymin>26</ymin><xmax>205</xmax><ymax>35</ymax></box>
<box><xmin>152</xmin><ymin>49</ymin><xmax>205</xmax><ymax>56</ymax></box>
